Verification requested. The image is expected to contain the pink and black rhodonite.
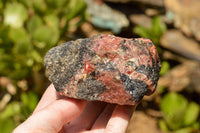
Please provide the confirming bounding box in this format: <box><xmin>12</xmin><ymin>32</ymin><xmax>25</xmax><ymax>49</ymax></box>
<box><xmin>44</xmin><ymin>34</ymin><xmax>161</xmax><ymax>105</ymax></box>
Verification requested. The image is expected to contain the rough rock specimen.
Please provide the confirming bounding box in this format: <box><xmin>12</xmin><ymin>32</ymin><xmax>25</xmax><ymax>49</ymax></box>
<box><xmin>44</xmin><ymin>34</ymin><xmax>161</xmax><ymax>105</ymax></box>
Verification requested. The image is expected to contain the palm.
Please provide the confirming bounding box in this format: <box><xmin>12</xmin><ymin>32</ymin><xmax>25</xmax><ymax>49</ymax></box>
<box><xmin>61</xmin><ymin>102</ymin><xmax>134</xmax><ymax>133</ymax></box>
<box><xmin>14</xmin><ymin>84</ymin><xmax>135</xmax><ymax>133</ymax></box>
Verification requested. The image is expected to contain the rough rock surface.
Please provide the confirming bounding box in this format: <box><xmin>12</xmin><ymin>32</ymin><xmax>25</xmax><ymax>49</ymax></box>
<box><xmin>44</xmin><ymin>34</ymin><xmax>161</xmax><ymax>105</ymax></box>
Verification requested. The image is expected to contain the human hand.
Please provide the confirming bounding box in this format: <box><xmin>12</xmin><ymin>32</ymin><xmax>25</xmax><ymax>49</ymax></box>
<box><xmin>13</xmin><ymin>84</ymin><xmax>135</xmax><ymax>133</ymax></box>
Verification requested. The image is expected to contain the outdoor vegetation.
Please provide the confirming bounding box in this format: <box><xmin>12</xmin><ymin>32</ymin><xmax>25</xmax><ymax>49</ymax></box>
<box><xmin>0</xmin><ymin>0</ymin><xmax>199</xmax><ymax>133</ymax></box>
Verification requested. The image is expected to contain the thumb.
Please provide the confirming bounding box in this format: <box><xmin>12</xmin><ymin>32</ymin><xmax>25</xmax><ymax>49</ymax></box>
<box><xmin>13</xmin><ymin>98</ymin><xmax>87</xmax><ymax>133</ymax></box>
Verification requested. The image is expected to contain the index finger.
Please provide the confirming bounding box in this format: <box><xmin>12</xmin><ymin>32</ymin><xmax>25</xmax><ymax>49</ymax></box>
<box><xmin>13</xmin><ymin>96</ymin><xmax>87</xmax><ymax>133</ymax></box>
<box><xmin>33</xmin><ymin>84</ymin><xmax>58</xmax><ymax>113</ymax></box>
<box><xmin>104</xmin><ymin>105</ymin><xmax>135</xmax><ymax>133</ymax></box>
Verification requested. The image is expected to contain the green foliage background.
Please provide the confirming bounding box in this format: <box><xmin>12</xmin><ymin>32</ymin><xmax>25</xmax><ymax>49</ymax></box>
<box><xmin>0</xmin><ymin>0</ymin><xmax>86</xmax><ymax>132</ymax></box>
<box><xmin>0</xmin><ymin>1</ymin><xmax>199</xmax><ymax>133</ymax></box>
<box><xmin>133</xmin><ymin>16</ymin><xmax>200</xmax><ymax>133</ymax></box>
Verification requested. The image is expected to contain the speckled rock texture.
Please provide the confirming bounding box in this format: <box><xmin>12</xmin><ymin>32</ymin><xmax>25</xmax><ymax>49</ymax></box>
<box><xmin>44</xmin><ymin>34</ymin><xmax>161</xmax><ymax>105</ymax></box>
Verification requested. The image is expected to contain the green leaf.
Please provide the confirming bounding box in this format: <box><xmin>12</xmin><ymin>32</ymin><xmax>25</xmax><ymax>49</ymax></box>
<box><xmin>27</xmin><ymin>92</ymin><xmax>39</xmax><ymax>111</ymax></box>
<box><xmin>10</xmin><ymin>64</ymin><xmax>30</xmax><ymax>80</ymax></box>
<box><xmin>133</xmin><ymin>16</ymin><xmax>166</xmax><ymax>49</ymax></box>
<box><xmin>26</xmin><ymin>58</ymin><xmax>34</xmax><ymax>67</ymax></box>
<box><xmin>32</xmin><ymin>0</ymin><xmax>47</xmax><ymax>14</ymax></box>
<box><xmin>159</xmin><ymin>61</ymin><xmax>170</xmax><ymax>76</ymax></box>
<box><xmin>0</xmin><ymin>25</ymin><xmax>12</xmax><ymax>48</ymax></box>
<box><xmin>30</xmin><ymin>50</ymin><xmax>42</xmax><ymax>63</ymax></box>
<box><xmin>0</xmin><ymin>118</ymin><xmax>16</xmax><ymax>133</ymax></box>
<box><xmin>4</xmin><ymin>2</ymin><xmax>28</xmax><ymax>28</ymax></box>
<box><xmin>20</xmin><ymin>91</ymin><xmax>39</xmax><ymax>111</ymax></box>
<box><xmin>44</xmin><ymin>14</ymin><xmax>60</xmax><ymax>45</ymax></box>
<box><xmin>9</xmin><ymin>28</ymin><xmax>29</xmax><ymax>43</ymax></box>
<box><xmin>9</xmin><ymin>28</ymin><xmax>30</xmax><ymax>54</ymax></box>
<box><xmin>152</xmin><ymin>16</ymin><xmax>167</xmax><ymax>36</ymax></box>
<box><xmin>191</xmin><ymin>122</ymin><xmax>200</xmax><ymax>130</ymax></box>
<box><xmin>61</xmin><ymin>0</ymin><xmax>86</xmax><ymax>33</ymax></box>
<box><xmin>14</xmin><ymin>42</ymin><xmax>31</xmax><ymax>54</ymax></box>
<box><xmin>20</xmin><ymin>91</ymin><xmax>39</xmax><ymax>119</ymax></box>
<box><xmin>27</xmin><ymin>15</ymin><xmax>43</xmax><ymax>36</ymax></box>
<box><xmin>0</xmin><ymin>102</ymin><xmax>21</xmax><ymax>119</ymax></box>
<box><xmin>183</xmin><ymin>102</ymin><xmax>200</xmax><ymax>126</ymax></box>
<box><xmin>160</xmin><ymin>92</ymin><xmax>188</xmax><ymax>130</ymax></box>
<box><xmin>20</xmin><ymin>93</ymin><xmax>29</xmax><ymax>107</ymax></box>
<box><xmin>0</xmin><ymin>1</ymin><xmax>3</xmax><ymax>13</ymax></box>
<box><xmin>46</xmin><ymin>0</ymin><xmax>68</xmax><ymax>8</ymax></box>
<box><xmin>174</xmin><ymin>127</ymin><xmax>196</xmax><ymax>133</ymax></box>
<box><xmin>0</xmin><ymin>53</ymin><xmax>13</xmax><ymax>76</ymax></box>
<box><xmin>65</xmin><ymin>0</ymin><xmax>86</xmax><ymax>21</ymax></box>
<box><xmin>33</xmin><ymin>25</ymin><xmax>53</xmax><ymax>47</ymax></box>
<box><xmin>152</xmin><ymin>16</ymin><xmax>164</xmax><ymax>37</ymax></box>
<box><xmin>133</xmin><ymin>26</ymin><xmax>150</xmax><ymax>39</ymax></box>
<box><xmin>18</xmin><ymin>0</ymin><xmax>33</xmax><ymax>8</ymax></box>
<box><xmin>44</xmin><ymin>14</ymin><xmax>59</xmax><ymax>29</ymax></box>
<box><xmin>159</xmin><ymin>119</ymin><xmax>169</xmax><ymax>131</ymax></box>
<box><xmin>49</xmin><ymin>28</ymin><xmax>60</xmax><ymax>47</ymax></box>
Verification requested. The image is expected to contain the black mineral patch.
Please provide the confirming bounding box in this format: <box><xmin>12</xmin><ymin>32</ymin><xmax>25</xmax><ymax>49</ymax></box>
<box><xmin>135</xmin><ymin>65</ymin><xmax>152</xmax><ymax>79</ymax></box>
<box><xmin>44</xmin><ymin>39</ymin><xmax>88</xmax><ymax>91</ymax></box>
<box><xmin>151</xmin><ymin>58</ymin><xmax>161</xmax><ymax>88</ymax></box>
<box><xmin>76</xmin><ymin>76</ymin><xmax>106</xmax><ymax>100</ymax></box>
<box><xmin>120</xmin><ymin>73</ymin><xmax>148</xmax><ymax>102</ymax></box>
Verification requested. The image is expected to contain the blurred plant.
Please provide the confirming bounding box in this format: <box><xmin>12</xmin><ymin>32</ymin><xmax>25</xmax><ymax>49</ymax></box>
<box><xmin>0</xmin><ymin>0</ymin><xmax>87</xmax><ymax>132</ymax></box>
<box><xmin>159</xmin><ymin>92</ymin><xmax>200</xmax><ymax>133</ymax></box>
<box><xmin>0</xmin><ymin>0</ymin><xmax>86</xmax><ymax>81</ymax></box>
<box><xmin>159</xmin><ymin>61</ymin><xmax>170</xmax><ymax>76</ymax></box>
<box><xmin>0</xmin><ymin>92</ymin><xmax>39</xmax><ymax>133</ymax></box>
<box><xmin>133</xmin><ymin>16</ymin><xmax>166</xmax><ymax>48</ymax></box>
